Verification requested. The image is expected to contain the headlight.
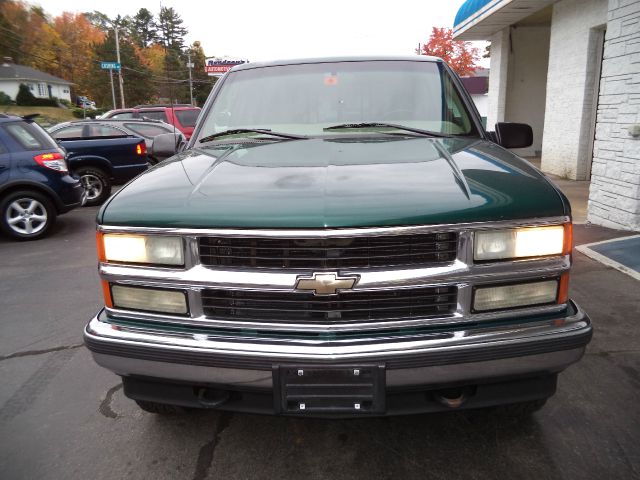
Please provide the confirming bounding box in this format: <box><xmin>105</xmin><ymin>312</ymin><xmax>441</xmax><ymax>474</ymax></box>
<box><xmin>99</xmin><ymin>233</ymin><xmax>184</xmax><ymax>266</ymax></box>
<box><xmin>473</xmin><ymin>279</ymin><xmax>559</xmax><ymax>311</ymax></box>
<box><xmin>474</xmin><ymin>225</ymin><xmax>568</xmax><ymax>261</ymax></box>
<box><xmin>111</xmin><ymin>284</ymin><xmax>188</xmax><ymax>314</ymax></box>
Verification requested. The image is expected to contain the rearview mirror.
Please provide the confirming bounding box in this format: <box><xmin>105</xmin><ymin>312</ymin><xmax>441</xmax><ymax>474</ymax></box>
<box><xmin>151</xmin><ymin>133</ymin><xmax>182</xmax><ymax>160</ymax></box>
<box><xmin>494</xmin><ymin>122</ymin><xmax>533</xmax><ymax>149</ymax></box>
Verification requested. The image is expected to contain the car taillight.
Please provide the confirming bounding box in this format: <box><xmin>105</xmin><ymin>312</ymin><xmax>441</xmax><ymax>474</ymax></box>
<box><xmin>136</xmin><ymin>142</ymin><xmax>147</xmax><ymax>156</ymax></box>
<box><xmin>34</xmin><ymin>152</ymin><xmax>68</xmax><ymax>173</ymax></box>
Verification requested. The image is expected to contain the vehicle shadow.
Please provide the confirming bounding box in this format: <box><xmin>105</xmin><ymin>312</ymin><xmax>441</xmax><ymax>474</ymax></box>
<box><xmin>137</xmin><ymin>407</ymin><xmax>567</xmax><ymax>480</ymax></box>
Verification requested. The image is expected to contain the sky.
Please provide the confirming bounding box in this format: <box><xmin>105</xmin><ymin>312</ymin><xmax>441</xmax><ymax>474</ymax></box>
<box><xmin>33</xmin><ymin>0</ymin><xmax>488</xmax><ymax>66</ymax></box>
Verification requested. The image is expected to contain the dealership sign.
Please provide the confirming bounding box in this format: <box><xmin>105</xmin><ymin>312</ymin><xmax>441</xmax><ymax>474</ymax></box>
<box><xmin>205</xmin><ymin>57</ymin><xmax>249</xmax><ymax>77</ymax></box>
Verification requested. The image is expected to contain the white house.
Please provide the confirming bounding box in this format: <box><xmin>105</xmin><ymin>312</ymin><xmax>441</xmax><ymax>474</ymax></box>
<box><xmin>454</xmin><ymin>0</ymin><xmax>640</xmax><ymax>231</ymax></box>
<box><xmin>461</xmin><ymin>67</ymin><xmax>489</xmax><ymax>127</ymax></box>
<box><xmin>0</xmin><ymin>58</ymin><xmax>72</xmax><ymax>102</ymax></box>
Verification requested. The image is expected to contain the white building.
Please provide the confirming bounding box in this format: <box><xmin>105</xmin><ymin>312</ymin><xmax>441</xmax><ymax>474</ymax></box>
<box><xmin>0</xmin><ymin>59</ymin><xmax>72</xmax><ymax>103</ymax></box>
<box><xmin>454</xmin><ymin>0</ymin><xmax>640</xmax><ymax>231</ymax></box>
<box><xmin>461</xmin><ymin>67</ymin><xmax>490</xmax><ymax>127</ymax></box>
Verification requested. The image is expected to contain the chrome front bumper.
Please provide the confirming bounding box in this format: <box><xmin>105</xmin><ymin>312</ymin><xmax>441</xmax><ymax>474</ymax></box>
<box><xmin>84</xmin><ymin>301</ymin><xmax>592</xmax><ymax>390</ymax></box>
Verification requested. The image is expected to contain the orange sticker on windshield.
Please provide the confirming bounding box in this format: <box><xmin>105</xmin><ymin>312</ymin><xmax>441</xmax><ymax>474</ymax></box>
<box><xmin>324</xmin><ymin>75</ymin><xmax>338</xmax><ymax>86</ymax></box>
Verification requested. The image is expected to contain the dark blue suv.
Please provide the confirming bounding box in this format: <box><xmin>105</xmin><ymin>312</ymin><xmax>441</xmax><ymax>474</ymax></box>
<box><xmin>0</xmin><ymin>114</ymin><xmax>85</xmax><ymax>240</ymax></box>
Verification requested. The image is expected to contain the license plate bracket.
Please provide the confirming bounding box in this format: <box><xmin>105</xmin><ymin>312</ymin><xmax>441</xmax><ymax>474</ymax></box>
<box><xmin>273</xmin><ymin>364</ymin><xmax>386</xmax><ymax>414</ymax></box>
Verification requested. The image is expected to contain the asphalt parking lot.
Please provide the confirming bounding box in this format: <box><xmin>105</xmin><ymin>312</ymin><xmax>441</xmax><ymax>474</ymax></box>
<box><xmin>0</xmin><ymin>206</ymin><xmax>639</xmax><ymax>480</ymax></box>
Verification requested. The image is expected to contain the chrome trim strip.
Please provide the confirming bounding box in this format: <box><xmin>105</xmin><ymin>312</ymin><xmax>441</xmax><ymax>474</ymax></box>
<box><xmin>103</xmin><ymin>303</ymin><xmax>568</xmax><ymax>333</ymax></box>
<box><xmin>99</xmin><ymin>257</ymin><xmax>569</xmax><ymax>290</ymax></box>
<box><xmin>97</xmin><ymin>216</ymin><xmax>570</xmax><ymax>237</ymax></box>
<box><xmin>85</xmin><ymin>303</ymin><xmax>590</xmax><ymax>358</ymax></box>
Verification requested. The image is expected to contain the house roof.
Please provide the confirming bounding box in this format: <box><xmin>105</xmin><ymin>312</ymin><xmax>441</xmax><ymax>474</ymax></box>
<box><xmin>0</xmin><ymin>63</ymin><xmax>72</xmax><ymax>85</ymax></box>
<box><xmin>461</xmin><ymin>76</ymin><xmax>488</xmax><ymax>95</ymax></box>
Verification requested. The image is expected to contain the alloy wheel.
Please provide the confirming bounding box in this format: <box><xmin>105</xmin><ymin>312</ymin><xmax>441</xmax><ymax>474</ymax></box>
<box><xmin>80</xmin><ymin>174</ymin><xmax>103</xmax><ymax>200</ymax></box>
<box><xmin>5</xmin><ymin>197</ymin><xmax>48</xmax><ymax>235</ymax></box>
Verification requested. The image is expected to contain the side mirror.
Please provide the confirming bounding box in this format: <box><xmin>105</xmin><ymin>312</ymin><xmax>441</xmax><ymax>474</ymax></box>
<box><xmin>151</xmin><ymin>133</ymin><xmax>181</xmax><ymax>160</ymax></box>
<box><xmin>494</xmin><ymin>122</ymin><xmax>533</xmax><ymax>149</ymax></box>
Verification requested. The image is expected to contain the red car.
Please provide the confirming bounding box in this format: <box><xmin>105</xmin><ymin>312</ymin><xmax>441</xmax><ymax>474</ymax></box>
<box><xmin>100</xmin><ymin>105</ymin><xmax>200</xmax><ymax>139</ymax></box>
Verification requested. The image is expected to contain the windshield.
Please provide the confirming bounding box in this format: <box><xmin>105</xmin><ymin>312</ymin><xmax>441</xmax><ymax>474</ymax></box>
<box><xmin>198</xmin><ymin>60</ymin><xmax>478</xmax><ymax>140</ymax></box>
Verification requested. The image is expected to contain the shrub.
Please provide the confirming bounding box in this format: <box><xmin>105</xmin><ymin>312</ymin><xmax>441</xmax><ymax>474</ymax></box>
<box><xmin>16</xmin><ymin>83</ymin><xmax>36</xmax><ymax>105</ymax></box>
<box><xmin>71</xmin><ymin>107</ymin><xmax>100</xmax><ymax>119</ymax></box>
<box><xmin>0</xmin><ymin>91</ymin><xmax>12</xmax><ymax>105</ymax></box>
<box><xmin>15</xmin><ymin>84</ymin><xmax>58</xmax><ymax>107</ymax></box>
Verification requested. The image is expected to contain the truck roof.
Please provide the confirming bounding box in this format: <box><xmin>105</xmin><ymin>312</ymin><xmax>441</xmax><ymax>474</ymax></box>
<box><xmin>231</xmin><ymin>55</ymin><xmax>442</xmax><ymax>73</ymax></box>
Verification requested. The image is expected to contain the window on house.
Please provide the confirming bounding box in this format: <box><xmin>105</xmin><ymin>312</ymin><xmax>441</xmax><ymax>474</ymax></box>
<box><xmin>37</xmin><ymin>83</ymin><xmax>46</xmax><ymax>97</ymax></box>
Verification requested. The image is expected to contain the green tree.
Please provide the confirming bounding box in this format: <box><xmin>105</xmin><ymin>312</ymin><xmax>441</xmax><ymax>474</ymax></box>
<box><xmin>129</xmin><ymin>8</ymin><xmax>157</xmax><ymax>48</ymax></box>
<box><xmin>86</xmin><ymin>31</ymin><xmax>154</xmax><ymax>107</ymax></box>
<box><xmin>188</xmin><ymin>41</ymin><xmax>215</xmax><ymax>106</ymax></box>
<box><xmin>83</xmin><ymin>10</ymin><xmax>112</xmax><ymax>31</ymax></box>
<box><xmin>157</xmin><ymin>7</ymin><xmax>187</xmax><ymax>51</ymax></box>
<box><xmin>16</xmin><ymin>83</ymin><xmax>36</xmax><ymax>105</ymax></box>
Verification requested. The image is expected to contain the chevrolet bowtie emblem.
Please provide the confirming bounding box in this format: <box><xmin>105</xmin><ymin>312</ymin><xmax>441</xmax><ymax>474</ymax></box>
<box><xmin>295</xmin><ymin>272</ymin><xmax>358</xmax><ymax>295</ymax></box>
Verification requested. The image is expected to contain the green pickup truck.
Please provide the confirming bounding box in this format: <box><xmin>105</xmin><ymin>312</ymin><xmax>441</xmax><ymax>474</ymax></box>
<box><xmin>84</xmin><ymin>56</ymin><xmax>592</xmax><ymax>417</ymax></box>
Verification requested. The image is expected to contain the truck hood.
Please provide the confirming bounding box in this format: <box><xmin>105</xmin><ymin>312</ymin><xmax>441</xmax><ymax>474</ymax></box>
<box><xmin>99</xmin><ymin>136</ymin><xmax>567</xmax><ymax>228</ymax></box>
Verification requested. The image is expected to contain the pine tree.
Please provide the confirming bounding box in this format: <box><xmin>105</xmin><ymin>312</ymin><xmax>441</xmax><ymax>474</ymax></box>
<box><xmin>130</xmin><ymin>8</ymin><xmax>157</xmax><ymax>48</ymax></box>
<box><xmin>156</xmin><ymin>7</ymin><xmax>187</xmax><ymax>51</ymax></box>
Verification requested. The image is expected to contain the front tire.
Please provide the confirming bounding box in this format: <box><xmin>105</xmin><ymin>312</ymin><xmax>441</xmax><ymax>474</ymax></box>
<box><xmin>76</xmin><ymin>167</ymin><xmax>111</xmax><ymax>206</ymax></box>
<box><xmin>0</xmin><ymin>190</ymin><xmax>56</xmax><ymax>241</ymax></box>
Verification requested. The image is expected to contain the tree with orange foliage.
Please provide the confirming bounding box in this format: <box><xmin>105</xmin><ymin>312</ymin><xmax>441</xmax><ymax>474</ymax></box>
<box><xmin>417</xmin><ymin>27</ymin><xmax>479</xmax><ymax>77</ymax></box>
<box><xmin>53</xmin><ymin>13</ymin><xmax>105</xmax><ymax>95</ymax></box>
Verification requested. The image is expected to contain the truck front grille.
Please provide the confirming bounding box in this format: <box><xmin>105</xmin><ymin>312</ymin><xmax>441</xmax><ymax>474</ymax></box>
<box><xmin>201</xmin><ymin>286</ymin><xmax>457</xmax><ymax>323</ymax></box>
<box><xmin>199</xmin><ymin>232</ymin><xmax>458</xmax><ymax>269</ymax></box>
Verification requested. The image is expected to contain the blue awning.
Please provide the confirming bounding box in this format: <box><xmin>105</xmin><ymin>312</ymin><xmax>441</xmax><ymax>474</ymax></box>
<box><xmin>454</xmin><ymin>0</ymin><xmax>493</xmax><ymax>27</ymax></box>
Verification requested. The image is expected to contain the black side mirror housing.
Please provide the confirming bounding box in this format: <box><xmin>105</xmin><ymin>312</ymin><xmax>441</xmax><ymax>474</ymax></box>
<box><xmin>494</xmin><ymin>122</ymin><xmax>533</xmax><ymax>149</ymax></box>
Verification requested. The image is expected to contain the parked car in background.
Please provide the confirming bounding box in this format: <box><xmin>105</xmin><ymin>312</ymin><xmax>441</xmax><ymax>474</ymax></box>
<box><xmin>47</xmin><ymin>122</ymin><xmax>150</xmax><ymax>206</ymax></box>
<box><xmin>0</xmin><ymin>114</ymin><xmax>85</xmax><ymax>240</ymax></box>
<box><xmin>99</xmin><ymin>105</ymin><xmax>200</xmax><ymax>139</ymax></box>
<box><xmin>76</xmin><ymin>95</ymin><xmax>97</xmax><ymax>110</ymax></box>
<box><xmin>49</xmin><ymin>119</ymin><xmax>185</xmax><ymax>165</ymax></box>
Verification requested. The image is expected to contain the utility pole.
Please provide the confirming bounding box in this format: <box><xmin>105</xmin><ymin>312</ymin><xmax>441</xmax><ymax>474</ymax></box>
<box><xmin>114</xmin><ymin>27</ymin><xmax>125</xmax><ymax>108</ymax></box>
<box><xmin>109</xmin><ymin>68</ymin><xmax>116</xmax><ymax>109</ymax></box>
<box><xmin>187</xmin><ymin>50</ymin><xmax>194</xmax><ymax>106</ymax></box>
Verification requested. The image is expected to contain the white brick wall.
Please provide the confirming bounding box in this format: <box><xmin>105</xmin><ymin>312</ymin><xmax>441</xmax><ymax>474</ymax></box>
<box><xmin>541</xmin><ymin>0</ymin><xmax>608</xmax><ymax>180</ymax></box>
<box><xmin>588</xmin><ymin>0</ymin><xmax>640</xmax><ymax>231</ymax></box>
<box><xmin>486</xmin><ymin>28</ymin><xmax>509</xmax><ymax>130</ymax></box>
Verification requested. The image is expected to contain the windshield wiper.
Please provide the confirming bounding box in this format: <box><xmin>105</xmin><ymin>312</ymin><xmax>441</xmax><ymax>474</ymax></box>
<box><xmin>199</xmin><ymin>128</ymin><xmax>307</xmax><ymax>143</ymax></box>
<box><xmin>323</xmin><ymin>122</ymin><xmax>450</xmax><ymax>138</ymax></box>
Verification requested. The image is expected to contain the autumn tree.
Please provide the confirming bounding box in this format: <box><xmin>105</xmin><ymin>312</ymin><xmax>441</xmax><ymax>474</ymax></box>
<box><xmin>53</xmin><ymin>13</ymin><xmax>104</xmax><ymax>96</ymax></box>
<box><xmin>0</xmin><ymin>0</ymin><xmax>29</xmax><ymax>64</ymax></box>
<box><xmin>417</xmin><ymin>27</ymin><xmax>479</xmax><ymax>76</ymax></box>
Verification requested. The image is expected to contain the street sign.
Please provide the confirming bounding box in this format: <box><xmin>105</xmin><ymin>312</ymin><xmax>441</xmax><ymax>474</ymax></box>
<box><xmin>100</xmin><ymin>62</ymin><xmax>121</xmax><ymax>70</ymax></box>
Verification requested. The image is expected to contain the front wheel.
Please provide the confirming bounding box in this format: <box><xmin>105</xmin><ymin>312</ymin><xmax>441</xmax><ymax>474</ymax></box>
<box><xmin>0</xmin><ymin>190</ymin><xmax>56</xmax><ymax>240</ymax></box>
<box><xmin>76</xmin><ymin>167</ymin><xmax>111</xmax><ymax>206</ymax></box>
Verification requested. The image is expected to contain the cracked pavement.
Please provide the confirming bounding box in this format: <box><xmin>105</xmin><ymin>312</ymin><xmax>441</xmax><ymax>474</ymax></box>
<box><xmin>0</xmin><ymin>207</ymin><xmax>639</xmax><ymax>479</ymax></box>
